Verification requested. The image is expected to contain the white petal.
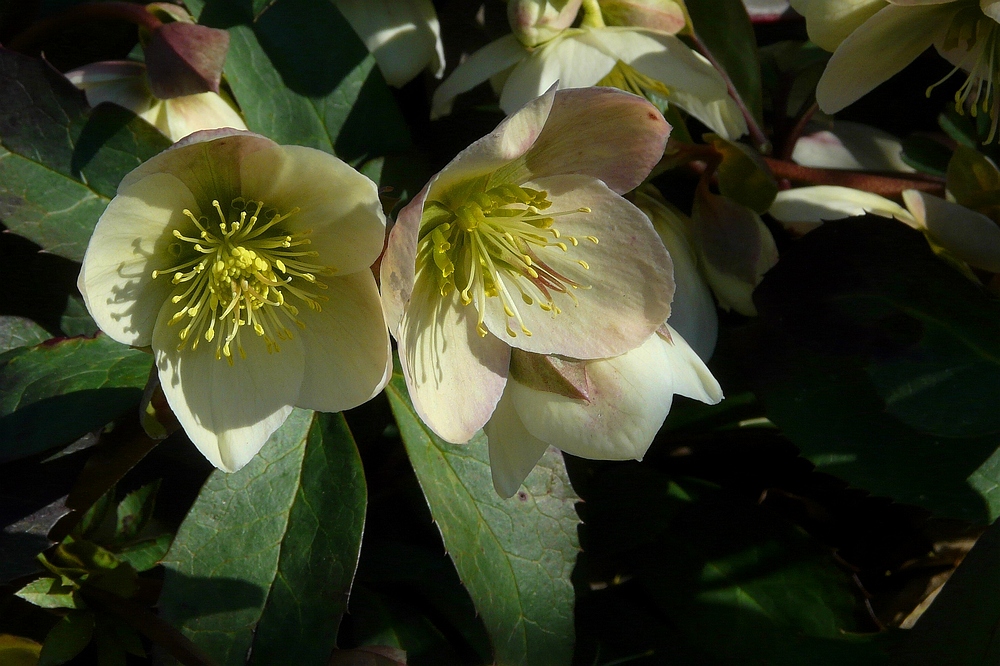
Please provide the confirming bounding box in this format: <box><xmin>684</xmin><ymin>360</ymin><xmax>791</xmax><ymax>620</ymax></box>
<box><xmin>903</xmin><ymin>190</ymin><xmax>1000</xmax><ymax>272</ymax></box>
<box><xmin>816</xmin><ymin>3</ymin><xmax>947</xmax><ymax>114</ymax></box>
<box><xmin>431</xmin><ymin>34</ymin><xmax>527</xmax><ymax>118</ymax></box>
<box><xmin>152</xmin><ymin>300</ymin><xmax>304</xmax><ymax>472</ymax></box>
<box><xmin>162</xmin><ymin>92</ymin><xmax>247</xmax><ymax>142</ymax></box>
<box><xmin>65</xmin><ymin>61</ymin><xmax>157</xmax><ymax>118</ymax></box>
<box><xmin>482</xmin><ymin>175</ymin><xmax>674</xmax><ymax>359</ymax></box>
<box><xmin>381</xmin><ymin>185</ymin><xmax>426</xmax><ymax>336</ymax></box>
<box><xmin>509</xmin><ymin>333</ymin><xmax>675</xmax><ymax>460</ymax></box>
<box><xmin>295</xmin><ymin>271</ymin><xmax>391</xmax><ymax>413</ymax></box>
<box><xmin>659</xmin><ymin>325</ymin><xmax>723</xmax><ymax>404</ymax></box>
<box><xmin>79</xmin><ymin>172</ymin><xmax>199</xmax><ymax>347</ymax></box>
<box><xmin>239</xmin><ymin>145</ymin><xmax>387</xmax><ymax>276</ymax></box>
<box><xmin>398</xmin><ymin>274</ymin><xmax>511</xmax><ymax>443</ymax></box>
<box><xmin>792</xmin><ymin>120</ymin><xmax>914</xmax><ymax>172</ymax></box>
<box><xmin>484</xmin><ymin>392</ymin><xmax>551</xmax><ymax>498</ymax></box>
<box><xmin>789</xmin><ymin>0</ymin><xmax>888</xmax><ymax>51</ymax></box>
<box><xmin>769</xmin><ymin>185</ymin><xmax>914</xmax><ymax>234</ymax></box>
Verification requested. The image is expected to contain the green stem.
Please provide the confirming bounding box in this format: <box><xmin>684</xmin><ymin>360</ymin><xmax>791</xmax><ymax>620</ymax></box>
<box><xmin>580</xmin><ymin>0</ymin><xmax>606</xmax><ymax>27</ymax></box>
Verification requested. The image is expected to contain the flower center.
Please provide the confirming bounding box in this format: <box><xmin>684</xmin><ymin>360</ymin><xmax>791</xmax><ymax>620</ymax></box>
<box><xmin>418</xmin><ymin>184</ymin><xmax>594</xmax><ymax>339</ymax></box>
<box><xmin>929</xmin><ymin>6</ymin><xmax>1000</xmax><ymax>142</ymax></box>
<box><xmin>152</xmin><ymin>198</ymin><xmax>333</xmax><ymax>364</ymax></box>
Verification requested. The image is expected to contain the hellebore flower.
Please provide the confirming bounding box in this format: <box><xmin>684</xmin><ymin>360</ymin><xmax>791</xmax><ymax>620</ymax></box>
<box><xmin>791</xmin><ymin>119</ymin><xmax>914</xmax><ymax>172</ymax></box>
<box><xmin>769</xmin><ymin>185</ymin><xmax>1000</xmax><ymax>272</ymax></box>
<box><xmin>509</xmin><ymin>0</ymin><xmax>584</xmax><ymax>47</ymax></box>
<box><xmin>335</xmin><ymin>0</ymin><xmax>445</xmax><ymax>87</ymax></box>
<box><xmin>486</xmin><ymin>325</ymin><xmax>723</xmax><ymax>498</ymax></box>
<box><xmin>381</xmin><ymin>86</ymin><xmax>674</xmax><ymax>444</ymax></box>
<box><xmin>430</xmin><ymin>4</ymin><xmax>745</xmax><ymax>139</ymax></box>
<box><xmin>792</xmin><ymin>0</ymin><xmax>1000</xmax><ymax>140</ymax></box>
<box><xmin>66</xmin><ymin>61</ymin><xmax>246</xmax><ymax>142</ymax></box>
<box><xmin>79</xmin><ymin>130</ymin><xmax>391</xmax><ymax>471</ymax></box>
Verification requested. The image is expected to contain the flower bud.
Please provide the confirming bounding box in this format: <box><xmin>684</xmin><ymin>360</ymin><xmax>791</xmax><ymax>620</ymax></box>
<box><xmin>598</xmin><ymin>0</ymin><xmax>687</xmax><ymax>34</ymax></box>
<box><xmin>508</xmin><ymin>0</ymin><xmax>583</xmax><ymax>47</ymax></box>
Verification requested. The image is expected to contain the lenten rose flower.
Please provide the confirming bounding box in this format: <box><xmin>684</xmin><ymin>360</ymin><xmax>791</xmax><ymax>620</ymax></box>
<box><xmin>381</xmin><ymin>86</ymin><xmax>674</xmax><ymax>443</ymax></box>
<box><xmin>486</xmin><ymin>325</ymin><xmax>723</xmax><ymax>498</ymax></box>
<box><xmin>79</xmin><ymin>130</ymin><xmax>391</xmax><ymax>471</ymax></box>
<box><xmin>66</xmin><ymin>61</ymin><xmax>246</xmax><ymax>143</ymax></box>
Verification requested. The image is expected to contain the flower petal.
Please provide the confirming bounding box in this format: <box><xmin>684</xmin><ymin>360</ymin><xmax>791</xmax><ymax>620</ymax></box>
<box><xmin>789</xmin><ymin>0</ymin><xmax>887</xmax><ymax>51</ymax></box>
<box><xmin>79</xmin><ymin>172</ymin><xmax>199</xmax><ymax>347</ymax></box>
<box><xmin>161</xmin><ymin>91</ymin><xmax>247</xmax><ymax>142</ymax></box>
<box><xmin>816</xmin><ymin>3</ymin><xmax>946</xmax><ymax>114</ymax></box>
<box><xmin>152</xmin><ymin>298</ymin><xmax>305</xmax><ymax>472</ymax></box>
<box><xmin>381</xmin><ymin>185</ymin><xmax>426</xmax><ymax>336</ymax></box>
<box><xmin>431</xmin><ymin>34</ymin><xmax>527</xmax><ymax>119</ymax></box>
<box><xmin>484</xmin><ymin>392</ymin><xmax>551</xmax><ymax>498</ymax></box>
<box><xmin>481</xmin><ymin>174</ymin><xmax>674</xmax><ymax>359</ymax></box>
<box><xmin>769</xmin><ymin>185</ymin><xmax>914</xmax><ymax>234</ymax></box>
<box><xmin>509</xmin><ymin>333</ymin><xmax>675</xmax><ymax>460</ymax></box>
<box><xmin>792</xmin><ymin>120</ymin><xmax>914</xmax><ymax>172</ymax></box>
<box><xmin>239</xmin><ymin>145</ymin><xmax>387</xmax><ymax>276</ymax></box>
<box><xmin>65</xmin><ymin>61</ymin><xmax>157</xmax><ymax>118</ymax></box>
<box><xmin>902</xmin><ymin>190</ymin><xmax>1000</xmax><ymax>272</ymax></box>
<box><xmin>398</xmin><ymin>274</ymin><xmax>511</xmax><ymax>443</ymax></box>
<box><xmin>295</xmin><ymin>271</ymin><xmax>391</xmax><ymax>413</ymax></box>
<box><xmin>659</xmin><ymin>325</ymin><xmax>723</xmax><ymax>404</ymax></box>
<box><xmin>513</xmin><ymin>86</ymin><xmax>671</xmax><ymax>194</ymax></box>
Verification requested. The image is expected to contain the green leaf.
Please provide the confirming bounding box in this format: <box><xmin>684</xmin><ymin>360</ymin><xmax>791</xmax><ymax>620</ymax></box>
<box><xmin>0</xmin><ymin>334</ymin><xmax>152</xmax><ymax>463</ymax></box>
<box><xmin>577</xmin><ymin>468</ymin><xmax>881</xmax><ymax>665</ymax></box>
<box><xmin>749</xmin><ymin>217</ymin><xmax>1000</xmax><ymax>523</ymax></box>
<box><xmin>946</xmin><ymin>144</ymin><xmax>1000</xmax><ymax>218</ymax></box>
<box><xmin>0</xmin><ymin>50</ymin><xmax>171</xmax><ymax>261</ymax></box>
<box><xmin>386</xmin><ymin>373</ymin><xmax>580</xmax><ymax>666</ymax></box>
<box><xmin>900</xmin><ymin>135</ymin><xmax>951</xmax><ymax>177</ymax></box>
<box><xmin>159</xmin><ymin>409</ymin><xmax>367</xmax><ymax>666</ymax></box>
<box><xmin>114</xmin><ymin>480</ymin><xmax>161</xmax><ymax>544</ymax></box>
<box><xmin>685</xmin><ymin>0</ymin><xmax>763</xmax><ymax>126</ymax></box>
<box><xmin>709</xmin><ymin>134</ymin><xmax>778</xmax><ymax>213</ymax></box>
<box><xmin>115</xmin><ymin>534</ymin><xmax>172</xmax><ymax>573</ymax></box>
<box><xmin>39</xmin><ymin>611</ymin><xmax>94</xmax><ymax>666</ymax></box>
<box><xmin>194</xmin><ymin>0</ymin><xmax>411</xmax><ymax>166</ymax></box>
<box><xmin>0</xmin><ymin>316</ymin><xmax>49</xmax><ymax>354</ymax></box>
<box><xmin>15</xmin><ymin>577</ymin><xmax>83</xmax><ymax>610</ymax></box>
<box><xmin>889</xmin><ymin>518</ymin><xmax>1000</xmax><ymax>665</ymax></box>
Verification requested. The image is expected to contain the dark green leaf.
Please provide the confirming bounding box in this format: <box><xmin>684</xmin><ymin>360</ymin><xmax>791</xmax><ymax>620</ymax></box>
<box><xmin>115</xmin><ymin>534</ymin><xmax>172</xmax><ymax>573</ymax></box>
<box><xmin>194</xmin><ymin>0</ymin><xmax>411</xmax><ymax>166</ymax></box>
<box><xmin>685</xmin><ymin>0</ymin><xmax>763</xmax><ymax>126</ymax></box>
<box><xmin>0</xmin><ymin>50</ymin><xmax>171</xmax><ymax>261</ymax></box>
<box><xmin>39</xmin><ymin>611</ymin><xmax>94</xmax><ymax>666</ymax></box>
<box><xmin>159</xmin><ymin>409</ymin><xmax>367</xmax><ymax>666</ymax></box>
<box><xmin>709</xmin><ymin>134</ymin><xmax>778</xmax><ymax>213</ymax></box>
<box><xmin>0</xmin><ymin>334</ymin><xmax>152</xmax><ymax>463</ymax></box>
<box><xmin>0</xmin><ymin>317</ymin><xmax>49</xmax><ymax>354</ymax></box>
<box><xmin>900</xmin><ymin>135</ymin><xmax>951</xmax><ymax>177</ymax></box>
<box><xmin>386</xmin><ymin>373</ymin><xmax>580</xmax><ymax>666</ymax></box>
<box><xmin>15</xmin><ymin>577</ymin><xmax>83</xmax><ymax>610</ymax></box>
<box><xmin>749</xmin><ymin>217</ymin><xmax>1000</xmax><ymax>522</ymax></box>
<box><xmin>890</xmin><ymin>518</ymin><xmax>1000</xmax><ymax>665</ymax></box>
<box><xmin>114</xmin><ymin>480</ymin><xmax>161</xmax><ymax>544</ymax></box>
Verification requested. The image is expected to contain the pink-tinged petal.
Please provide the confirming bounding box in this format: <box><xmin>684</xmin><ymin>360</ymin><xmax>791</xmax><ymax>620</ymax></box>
<box><xmin>398</xmin><ymin>274</ymin><xmax>511</xmax><ymax>443</ymax></box>
<box><xmin>152</xmin><ymin>298</ymin><xmax>304</xmax><ymax>472</ymax></box>
<box><xmin>239</xmin><ymin>145</ymin><xmax>387</xmax><ymax>276</ymax></box>
<box><xmin>161</xmin><ymin>91</ymin><xmax>247</xmax><ymax>142</ymax></box>
<box><xmin>481</xmin><ymin>175</ymin><xmax>674</xmax><ymax>359</ymax></box>
<box><xmin>498</xmin><ymin>31</ymin><xmax>616</xmax><ymax>113</ymax></box>
<box><xmin>903</xmin><ymin>190</ymin><xmax>1000</xmax><ymax>272</ymax></box>
<box><xmin>79</xmin><ymin>172</ymin><xmax>199</xmax><ymax>347</ymax></box>
<box><xmin>792</xmin><ymin>120</ymin><xmax>914</xmax><ymax>172</ymax></box>
<box><xmin>816</xmin><ymin>3</ymin><xmax>947</xmax><ymax>114</ymax></box>
<box><xmin>789</xmin><ymin>0</ymin><xmax>887</xmax><ymax>51</ymax></box>
<box><xmin>982</xmin><ymin>0</ymin><xmax>1000</xmax><ymax>21</ymax></box>
<box><xmin>295</xmin><ymin>272</ymin><xmax>392</xmax><ymax>413</ymax></box>
<box><xmin>509</xmin><ymin>333</ymin><xmax>675</xmax><ymax>460</ymax></box>
<box><xmin>431</xmin><ymin>34</ymin><xmax>527</xmax><ymax>119</ymax></box>
<box><xmin>381</xmin><ymin>185</ymin><xmax>427</xmax><ymax>335</ymax></box>
<box><xmin>484</xmin><ymin>392</ymin><xmax>551</xmax><ymax>498</ymax></box>
<box><xmin>511</xmin><ymin>87</ymin><xmax>670</xmax><ymax>194</ymax></box>
<box><xmin>658</xmin><ymin>325</ymin><xmax>723</xmax><ymax>404</ymax></box>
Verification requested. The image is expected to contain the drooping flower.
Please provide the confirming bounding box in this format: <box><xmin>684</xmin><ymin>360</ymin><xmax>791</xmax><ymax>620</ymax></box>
<box><xmin>79</xmin><ymin>130</ymin><xmax>391</xmax><ymax>471</ymax></box>
<box><xmin>486</xmin><ymin>325</ymin><xmax>723</xmax><ymax>498</ymax></box>
<box><xmin>430</xmin><ymin>2</ymin><xmax>746</xmax><ymax>139</ymax></box>
<box><xmin>334</xmin><ymin>0</ymin><xmax>445</xmax><ymax>87</ymax></box>
<box><xmin>381</xmin><ymin>86</ymin><xmax>674</xmax><ymax>444</ymax></box>
<box><xmin>66</xmin><ymin>61</ymin><xmax>246</xmax><ymax>142</ymax></box>
<box><xmin>793</xmin><ymin>0</ymin><xmax>1000</xmax><ymax>140</ymax></box>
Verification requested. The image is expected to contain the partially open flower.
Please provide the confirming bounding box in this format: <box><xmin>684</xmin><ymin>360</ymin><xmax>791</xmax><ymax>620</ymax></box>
<box><xmin>66</xmin><ymin>61</ymin><xmax>246</xmax><ymax>142</ymax></box>
<box><xmin>486</xmin><ymin>325</ymin><xmax>723</xmax><ymax>498</ymax></box>
<box><xmin>381</xmin><ymin>86</ymin><xmax>674</xmax><ymax>444</ymax></box>
<box><xmin>79</xmin><ymin>130</ymin><xmax>391</xmax><ymax>471</ymax></box>
<box><xmin>509</xmin><ymin>0</ymin><xmax>583</xmax><ymax>47</ymax></box>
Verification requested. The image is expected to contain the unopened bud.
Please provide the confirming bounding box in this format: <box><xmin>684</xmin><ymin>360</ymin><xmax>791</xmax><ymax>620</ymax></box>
<box><xmin>508</xmin><ymin>0</ymin><xmax>583</xmax><ymax>47</ymax></box>
<box><xmin>599</xmin><ymin>0</ymin><xmax>687</xmax><ymax>34</ymax></box>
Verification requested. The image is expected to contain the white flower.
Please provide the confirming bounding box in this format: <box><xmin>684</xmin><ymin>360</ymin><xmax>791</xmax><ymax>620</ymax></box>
<box><xmin>79</xmin><ymin>130</ymin><xmax>391</xmax><ymax>471</ymax></box>
<box><xmin>381</xmin><ymin>86</ymin><xmax>674</xmax><ymax>444</ymax></box>
<box><xmin>334</xmin><ymin>0</ymin><xmax>445</xmax><ymax>87</ymax></box>
<box><xmin>66</xmin><ymin>61</ymin><xmax>246</xmax><ymax>143</ymax></box>
<box><xmin>486</xmin><ymin>326</ymin><xmax>723</xmax><ymax>498</ymax></box>
<box><xmin>791</xmin><ymin>119</ymin><xmax>914</xmax><ymax>172</ymax></box>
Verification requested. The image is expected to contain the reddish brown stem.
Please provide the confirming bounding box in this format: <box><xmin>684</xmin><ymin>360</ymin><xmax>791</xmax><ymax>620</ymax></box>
<box><xmin>763</xmin><ymin>158</ymin><xmax>946</xmax><ymax>198</ymax></box>
<box><xmin>8</xmin><ymin>2</ymin><xmax>162</xmax><ymax>52</ymax></box>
